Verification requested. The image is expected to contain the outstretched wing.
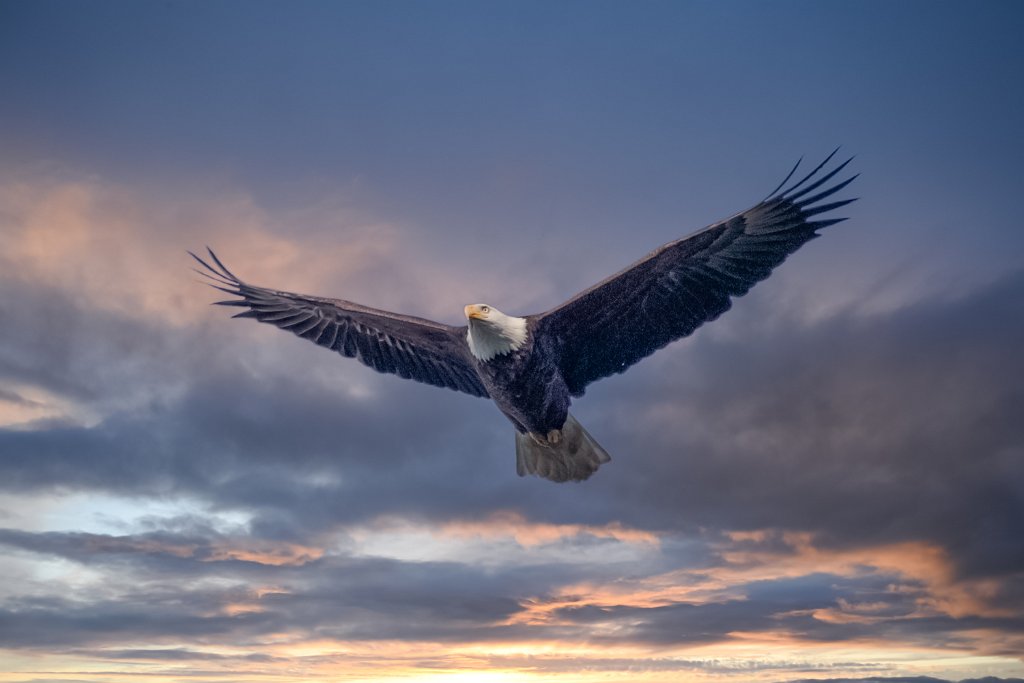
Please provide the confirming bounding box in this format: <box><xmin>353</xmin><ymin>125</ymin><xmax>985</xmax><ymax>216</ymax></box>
<box><xmin>536</xmin><ymin>151</ymin><xmax>857</xmax><ymax>397</ymax></box>
<box><xmin>192</xmin><ymin>249</ymin><xmax>489</xmax><ymax>398</ymax></box>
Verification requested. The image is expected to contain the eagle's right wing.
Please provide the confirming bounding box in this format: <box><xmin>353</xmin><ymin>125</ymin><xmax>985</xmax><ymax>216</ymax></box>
<box><xmin>535</xmin><ymin>151</ymin><xmax>857</xmax><ymax>397</ymax></box>
<box><xmin>192</xmin><ymin>249</ymin><xmax>489</xmax><ymax>398</ymax></box>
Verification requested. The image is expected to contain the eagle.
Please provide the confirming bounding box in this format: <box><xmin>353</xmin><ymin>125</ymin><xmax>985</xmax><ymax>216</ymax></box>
<box><xmin>192</xmin><ymin>151</ymin><xmax>856</xmax><ymax>483</ymax></box>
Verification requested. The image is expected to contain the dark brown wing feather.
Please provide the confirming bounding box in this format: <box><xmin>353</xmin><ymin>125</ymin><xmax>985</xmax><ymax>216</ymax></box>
<box><xmin>191</xmin><ymin>249</ymin><xmax>489</xmax><ymax>398</ymax></box>
<box><xmin>536</xmin><ymin>151</ymin><xmax>858</xmax><ymax>397</ymax></box>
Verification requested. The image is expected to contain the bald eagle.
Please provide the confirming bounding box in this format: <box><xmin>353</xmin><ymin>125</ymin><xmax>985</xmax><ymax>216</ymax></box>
<box><xmin>192</xmin><ymin>152</ymin><xmax>856</xmax><ymax>483</ymax></box>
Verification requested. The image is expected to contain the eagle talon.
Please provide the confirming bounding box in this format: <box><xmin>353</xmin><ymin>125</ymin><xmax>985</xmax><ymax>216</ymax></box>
<box><xmin>528</xmin><ymin>432</ymin><xmax>551</xmax><ymax>448</ymax></box>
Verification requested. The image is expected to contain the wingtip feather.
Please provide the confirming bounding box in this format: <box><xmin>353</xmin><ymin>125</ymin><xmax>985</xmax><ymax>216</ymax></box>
<box><xmin>802</xmin><ymin>197</ymin><xmax>857</xmax><ymax>218</ymax></box>
<box><xmin>205</xmin><ymin>247</ymin><xmax>240</xmax><ymax>282</ymax></box>
<box><xmin>778</xmin><ymin>147</ymin><xmax>841</xmax><ymax>197</ymax></box>
<box><xmin>764</xmin><ymin>156</ymin><xmax>803</xmax><ymax>200</ymax></box>
<box><xmin>794</xmin><ymin>173</ymin><xmax>859</xmax><ymax>208</ymax></box>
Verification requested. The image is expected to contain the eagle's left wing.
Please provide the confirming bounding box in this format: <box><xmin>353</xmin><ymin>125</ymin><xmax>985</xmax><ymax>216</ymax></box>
<box><xmin>535</xmin><ymin>151</ymin><xmax>857</xmax><ymax>397</ymax></box>
<box><xmin>191</xmin><ymin>249</ymin><xmax>489</xmax><ymax>398</ymax></box>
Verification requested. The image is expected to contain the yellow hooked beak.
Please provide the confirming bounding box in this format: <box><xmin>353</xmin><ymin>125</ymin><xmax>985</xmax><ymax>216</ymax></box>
<box><xmin>464</xmin><ymin>304</ymin><xmax>488</xmax><ymax>320</ymax></box>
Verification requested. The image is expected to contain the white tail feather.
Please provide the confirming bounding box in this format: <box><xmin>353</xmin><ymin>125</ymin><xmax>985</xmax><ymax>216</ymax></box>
<box><xmin>514</xmin><ymin>413</ymin><xmax>611</xmax><ymax>483</ymax></box>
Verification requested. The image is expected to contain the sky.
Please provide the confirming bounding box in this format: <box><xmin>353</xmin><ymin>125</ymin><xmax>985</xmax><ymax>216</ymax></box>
<box><xmin>1</xmin><ymin>1</ymin><xmax>1023</xmax><ymax>682</ymax></box>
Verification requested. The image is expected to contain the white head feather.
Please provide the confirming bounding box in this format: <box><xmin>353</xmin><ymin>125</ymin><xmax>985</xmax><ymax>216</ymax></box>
<box><xmin>464</xmin><ymin>304</ymin><xmax>528</xmax><ymax>362</ymax></box>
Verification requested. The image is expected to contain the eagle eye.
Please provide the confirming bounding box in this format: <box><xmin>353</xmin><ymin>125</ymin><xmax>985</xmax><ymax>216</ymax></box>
<box><xmin>481</xmin><ymin>306</ymin><xmax>490</xmax><ymax>313</ymax></box>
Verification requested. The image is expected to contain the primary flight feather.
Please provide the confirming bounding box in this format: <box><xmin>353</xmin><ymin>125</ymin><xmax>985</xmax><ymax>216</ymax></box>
<box><xmin>192</xmin><ymin>151</ymin><xmax>857</xmax><ymax>483</ymax></box>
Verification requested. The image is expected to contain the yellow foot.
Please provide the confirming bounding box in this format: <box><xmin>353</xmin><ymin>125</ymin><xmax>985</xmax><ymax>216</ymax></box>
<box><xmin>528</xmin><ymin>432</ymin><xmax>549</xmax><ymax>448</ymax></box>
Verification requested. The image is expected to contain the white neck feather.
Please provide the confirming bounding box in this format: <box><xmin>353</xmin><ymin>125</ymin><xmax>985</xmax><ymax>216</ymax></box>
<box><xmin>467</xmin><ymin>313</ymin><xmax>528</xmax><ymax>362</ymax></box>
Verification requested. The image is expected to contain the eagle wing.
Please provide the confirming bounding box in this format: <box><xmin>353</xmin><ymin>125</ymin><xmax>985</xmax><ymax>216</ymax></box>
<box><xmin>535</xmin><ymin>151</ymin><xmax>857</xmax><ymax>397</ymax></box>
<box><xmin>192</xmin><ymin>249</ymin><xmax>489</xmax><ymax>398</ymax></box>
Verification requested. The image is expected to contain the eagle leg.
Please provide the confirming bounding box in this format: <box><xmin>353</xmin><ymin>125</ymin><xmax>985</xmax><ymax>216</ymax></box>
<box><xmin>514</xmin><ymin>414</ymin><xmax>611</xmax><ymax>483</ymax></box>
<box><xmin>528</xmin><ymin>431</ymin><xmax>562</xmax><ymax>448</ymax></box>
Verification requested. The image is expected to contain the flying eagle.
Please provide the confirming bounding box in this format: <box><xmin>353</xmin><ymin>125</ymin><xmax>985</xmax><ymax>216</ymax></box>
<box><xmin>193</xmin><ymin>152</ymin><xmax>856</xmax><ymax>483</ymax></box>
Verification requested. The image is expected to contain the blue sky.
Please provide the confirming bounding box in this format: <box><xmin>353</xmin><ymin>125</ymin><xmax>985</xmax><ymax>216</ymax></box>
<box><xmin>1</xmin><ymin>2</ymin><xmax>1023</xmax><ymax>682</ymax></box>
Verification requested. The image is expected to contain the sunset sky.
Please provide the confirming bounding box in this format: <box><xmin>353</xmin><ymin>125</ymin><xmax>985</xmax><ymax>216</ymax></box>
<box><xmin>2</xmin><ymin>1</ymin><xmax>1023</xmax><ymax>682</ymax></box>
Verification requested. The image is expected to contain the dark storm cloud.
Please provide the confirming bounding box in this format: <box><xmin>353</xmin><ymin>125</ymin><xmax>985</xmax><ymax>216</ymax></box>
<box><xmin>0</xmin><ymin>550</ymin><xmax>541</xmax><ymax>648</ymax></box>
<box><xmin>0</xmin><ymin>526</ymin><xmax>316</xmax><ymax>578</ymax></box>
<box><xmin>3</xmin><ymin>264</ymin><xmax>1023</xmax><ymax>572</ymax></box>
<box><xmin>0</xmin><ymin>359</ymin><xmax>544</xmax><ymax>527</ymax></box>
<box><xmin>0</xmin><ymin>594</ymin><xmax>276</xmax><ymax>648</ymax></box>
<box><xmin>0</xmin><ymin>521</ymin><xmax>606</xmax><ymax>648</ymax></box>
<box><xmin>0</xmin><ymin>274</ymin><xmax>524</xmax><ymax>520</ymax></box>
<box><xmin>0</xmin><ymin>278</ymin><xmax>173</xmax><ymax>405</ymax></box>
<box><xmin>575</xmin><ymin>271</ymin><xmax>1024</xmax><ymax>589</ymax></box>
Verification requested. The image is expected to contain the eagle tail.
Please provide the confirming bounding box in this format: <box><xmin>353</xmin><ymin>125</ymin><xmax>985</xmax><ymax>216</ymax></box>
<box><xmin>514</xmin><ymin>413</ymin><xmax>611</xmax><ymax>483</ymax></box>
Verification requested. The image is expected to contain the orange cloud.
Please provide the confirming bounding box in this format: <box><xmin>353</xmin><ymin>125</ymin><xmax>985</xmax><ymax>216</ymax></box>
<box><xmin>713</xmin><ymin>530</ymin><xmax>1012</xmax><ymax>619</ymax></box>
<box><xmin>219</xmin><ymin>586</ymin><xmax>290</xmax><ymax>616</ymax></box>
<box><xmin>202</xmin><ymin>541</ymin><xmax>324</xmax><ymax>566</ymax></box>
<box><xmin>0</xmin><ymin>174</ymin><xmax>403</xmax><ymax>327</ymax></box>
<box><xmin>509</xmin><ymin>529</ymin><xmax>1015</xmax><ymax>632</ymax></box>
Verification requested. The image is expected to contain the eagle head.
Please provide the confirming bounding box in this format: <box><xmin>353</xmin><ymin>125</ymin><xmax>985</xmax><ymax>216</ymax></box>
<box><xmin>464</xmin><ymin>304</ymin><xmax>528</xmax><ymax>361</ymax></box>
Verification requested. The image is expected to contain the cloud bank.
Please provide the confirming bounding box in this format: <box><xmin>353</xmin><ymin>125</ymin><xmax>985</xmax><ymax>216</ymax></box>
<box><xmin>1</xmin><ymin>169</ymin><xmax>1021</xmax><ymax>681</ymax></box>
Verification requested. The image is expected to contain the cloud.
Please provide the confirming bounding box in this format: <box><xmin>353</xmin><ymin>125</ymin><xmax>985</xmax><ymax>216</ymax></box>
<box><xmin>785</xmin><ymin>679</ymin><xmax>1024</xmax><ymax>683</ymax></box>
<box><xmin>434</xmin><ymin>510</ymin><xmax>660</xmax><ymax>547</ymax></box>
<box><xmin>0</xmin><ymin>527</ymin><xmax>323</xmax><ymax>568</ymax></box>
<box><xmin>1</xmin><ymin>170</ymin><xmax>1022</xmax><ymax>680</ymax></box>
<box><xmin>580</xmin><ymin>270</ymin><xmax>1024</xmax><ymax>586</ymax></box>
<box><xmin>0</xmin><ymin>172</ymin><xmax>413</xmax><ymax>323</ymax></box>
